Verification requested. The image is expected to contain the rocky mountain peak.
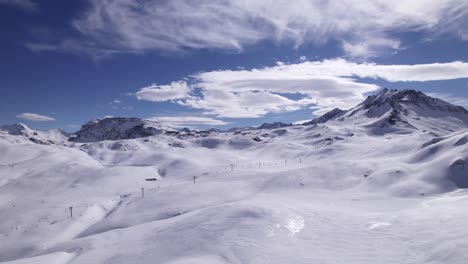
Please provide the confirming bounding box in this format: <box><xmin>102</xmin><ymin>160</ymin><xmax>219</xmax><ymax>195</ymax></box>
<box><xmin>69</xmin><ymin>117</ymin><xmax>174</xmax><ymax>142</ymax></box>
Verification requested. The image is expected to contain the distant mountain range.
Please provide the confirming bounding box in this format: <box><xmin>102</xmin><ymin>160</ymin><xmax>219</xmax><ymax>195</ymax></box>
<box><xmin>2</xmin><ymin>89</ymin><xmax>467</xmax><ymax>144</ymax></box>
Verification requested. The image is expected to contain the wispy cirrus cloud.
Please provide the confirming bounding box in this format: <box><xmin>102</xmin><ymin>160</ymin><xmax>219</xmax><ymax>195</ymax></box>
<box><xmin>16</xmin><ymin>113</ymin><xmax>55</xmax><ymax>122</ymax></box>
<box><xmin>283</xmin><ymin>59</ymin><xmax>468</xmax><ymax>82</ymax></box>
<box><xmin>26</xmin><ymin>0</ymin><xmax>468</xmax><ymax>59</ymax></box>
<box><xmin>0</xmin><ymin>0</ymin><xmax>38</xmax><ymax>12</ymax></box>
<box><xmin>135</xmin><ymin>59</ymin><xmax>468</xmax><ymax>118</ymax></box>
<box><xmin>147</xmin><ymin>116</ymin><xmax>229</xmax><ymax>128</ymax></box>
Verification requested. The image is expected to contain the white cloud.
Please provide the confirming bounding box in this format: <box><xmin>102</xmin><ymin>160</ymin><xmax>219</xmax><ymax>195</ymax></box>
<box><xmin>273</xmin><ymin>59</ymin><xmax>468</xmax><ymax>82</ymax></box>
<box><xmin>28</xmin><ymin>0</ymin><xmax>467</xmax><ymax>58</ymax></box>
<box><xmin>17</xmin><ymin>113</ymin><xmax>55</xmax><ymax>122</ymax></box>
<box><xmin>342</xmin><ymin>37</ymin><xmax>401</xmax><ymax>60</ymax></box>
<box><xmin>181</xmin><ymin>89</ymin><xmax>317</xmax><ymax>118</ymax></box>
<box><xmin>135</xmin><ymin>81</ymin><xmax>190</xmax><ymax>102</ymax></box>
<box><xmin>147</xmin><ymin>116</ymin><xmax>229</xmax><ymax>128</ymax></box>
<box><xmin>113</xmin><ymin>99</ymin><xmax>121</xmax><ymax>104</ymax></box>
<box><xmin>136</xmin><ymin>59</ymin><xmax>468</xmax><ymax>118</ymax></box>
<box><xmin>187</xmin><ymin>65</ymin><xmax>379</xmax><ymax>117</ymax></box>
<box><xmin>292</xmin><ymin>119</ymin><xmax>312</xmax><ymax>125</ymax></box>
<box><xmin>339</xmin><ymin>60</ymin><xmax>468</xmax><ymax>82</ymax></box>
<box><xmin>0</xmin><ymin>0</ymin><xmax>37</xmax><ymax>12</ymax></box>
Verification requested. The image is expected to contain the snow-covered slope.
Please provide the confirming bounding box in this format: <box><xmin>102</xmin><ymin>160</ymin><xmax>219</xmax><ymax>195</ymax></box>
<box><xmin>412</xmin><ymin>129</ymin><xmax>468</xmax><ymax>189</ymax></box>
<box><xmin>1</xmin><ymin>89</ymin><xmax>468</xmax><ymax>264</ymax></box>
<box><xmin>309</xmin><ymin>89</ymin><xmax>468</xmax><ymax>135</ymax></box>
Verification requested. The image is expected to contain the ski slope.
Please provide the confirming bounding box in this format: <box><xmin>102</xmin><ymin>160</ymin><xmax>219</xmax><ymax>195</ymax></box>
<box><xmin>1</xmin><ymin>90</ymin><xmax>467</xmax><ymax>263</ymax></box>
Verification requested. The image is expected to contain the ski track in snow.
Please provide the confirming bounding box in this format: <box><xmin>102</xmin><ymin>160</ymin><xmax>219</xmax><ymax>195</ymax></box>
<box><xmin>42</xmin><ymin>196</ymin><xmax>123</xmax><ymax>250</ymax></box>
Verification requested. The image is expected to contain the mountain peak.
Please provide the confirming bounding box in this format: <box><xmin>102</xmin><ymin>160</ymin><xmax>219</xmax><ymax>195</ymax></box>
<box><xmin>0</xmin><ymin>123</ymin><xmax>33</xmax><ymax>136</ymax></box>
<box><xmin>360</xmin><ymin>89</ymin><xmax>467</xmax><ymax>114</ymax></box>
<box><xmin>305</xmin><ymin>89</ymin><xmax>468</xmax><ymax>135</ymax></box>
<box><xmin>69</xmin><ymin>117</ymin><xmax>176</xmax><ymax>143</ymax></box>
<box><xmin>0</xmin><ymin>123</ymin><xmax>68</xmax><ymax>145</ymax></box>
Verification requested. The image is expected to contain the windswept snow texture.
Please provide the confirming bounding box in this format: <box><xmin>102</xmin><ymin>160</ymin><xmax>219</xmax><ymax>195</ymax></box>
<box><xmin>1</xmin><ymin>90</ymin><xmax>468</xmax><ymax>264</ymax></box>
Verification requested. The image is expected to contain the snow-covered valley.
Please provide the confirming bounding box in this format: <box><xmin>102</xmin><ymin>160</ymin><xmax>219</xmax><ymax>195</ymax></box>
<box><xmin>1</xmin><ymin>89</ymin><xmax>468</xmax><ymax>264</ymax></box>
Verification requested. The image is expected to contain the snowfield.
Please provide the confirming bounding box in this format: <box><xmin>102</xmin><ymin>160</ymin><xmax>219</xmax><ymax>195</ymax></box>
<box><xmin>1</xmin><ymin>89</ymin><xmax>467</xmax><ymax>263</ymax></box>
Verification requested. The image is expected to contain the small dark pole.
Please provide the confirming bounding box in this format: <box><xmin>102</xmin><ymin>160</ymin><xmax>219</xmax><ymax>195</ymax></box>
<box><xmin>141</xmin><ymin>188</ymin><xmax>144</xmax><ymax>198</ymax></box>
<box><xmin>69</xmin><ymin>207</ymin><xmax>73</xmax><ymax>218</ymax></box>
<box><xmin>285</xmin><ymin>160</ymin><xmax>287</xmax><ymax>166</ymax></box>
<box><xmin>192</xmin><ymin>175</ymin><xmax>199</xmax><ymax>183</ymax></box>
<box><xmin>230</xmin><ymin>164</ymin><xmax>234</xmax><ymax>171</ymax></box>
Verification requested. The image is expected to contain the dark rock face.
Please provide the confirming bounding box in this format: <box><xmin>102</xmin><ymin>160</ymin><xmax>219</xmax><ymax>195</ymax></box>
<box><xmin>252</xmin><ymin>136</ymin><xmax>262</xmax><ymax>142</ymax></box>
<box><xmin>258</xmin><ymin>122</ymin><xmax>291</xmax><ymax>129</ymax></box>
<box><xmin>69</xmin><ymin>117</ymin><xmax>164</xmax><ymax>142</ymax></box>
<box><xmin>28</xmin><ymin>137</ymin><xmax>53</xmax><ymax>145</ymax></box>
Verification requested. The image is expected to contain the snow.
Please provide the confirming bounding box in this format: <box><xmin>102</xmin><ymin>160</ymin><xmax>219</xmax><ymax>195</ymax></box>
<box><xmin>1</xmin><ymin>90</ymin><xmax>468</xmax><ymax>263</ymax></box>
<box><xmin>0</xmin><ymin>123</ymin><xmax>68</xmax><ymax>145</ymax></box>
<box><xmin>0</xmin><ymin>252</ymin><xmax>76</xmax><ymax>264</ymax></box>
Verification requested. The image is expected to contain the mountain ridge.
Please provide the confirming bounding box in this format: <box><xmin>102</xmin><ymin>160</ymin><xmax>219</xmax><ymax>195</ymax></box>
<box><xmin>308</xmin><ymin>88</ymin><xmax>468</xmax><ymax>135</ymax></box>
<box><xmin>2</xmin><ymin>89</ymin><xmax>467</xmax><ymax>143</ymax></box>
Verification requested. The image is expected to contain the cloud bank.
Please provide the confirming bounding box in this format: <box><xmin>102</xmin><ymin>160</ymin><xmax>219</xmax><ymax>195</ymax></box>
<box><xmin>136</xmin><ymin>59</ymin><xmax>468</xmax><ymax>118</ymax></box>
<box><xmin>26</xmin><ymin>0</ymin><xmax>468</xmax><ymax>58</ymax></box>
<box><xmin>17</xmin><ymin>113</ymin><xmax>56</xmax><ymax>122</ymax></box>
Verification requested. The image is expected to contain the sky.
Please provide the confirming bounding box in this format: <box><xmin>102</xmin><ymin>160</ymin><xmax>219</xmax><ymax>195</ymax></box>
<box><xmin>1</xmin><ymin>0</ymin><xmax>468</xmax><ymax>131</ymax></box>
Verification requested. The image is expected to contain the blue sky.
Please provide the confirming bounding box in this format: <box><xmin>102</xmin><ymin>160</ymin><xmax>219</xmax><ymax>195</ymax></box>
<box><xmin>1</xmin><ymin>0</ymin><xmax>468</xmax><ymax>131</ymax></box>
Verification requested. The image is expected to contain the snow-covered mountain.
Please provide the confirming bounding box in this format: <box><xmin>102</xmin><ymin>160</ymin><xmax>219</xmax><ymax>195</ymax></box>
<box><xmin>257</xmin><ymin>122</ymin><xmax>291</xmax><ymax>129</ymax></box>
<box><xmin>1</xmin><ymin>89</ymin><xmax>468</xmax><ymax>264</ymax></box>
<box><xmin>0</xmin><ymin>123</ymin><xmax>68</xmax><ymax>145</ymax></box>
<box><xmin>69</xmin><ymin>117</ymin><xmax>178</xmax><ymax>142</ymax></box>
<box><xmin>307</xmin><ymin>88</ymin><xmax>468</xmax><ymax>135</ymax></box>
<box><xmin>69</xmin><ymin>119</ymin><xmax>294</xmax><ymax>143</ymax></box>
